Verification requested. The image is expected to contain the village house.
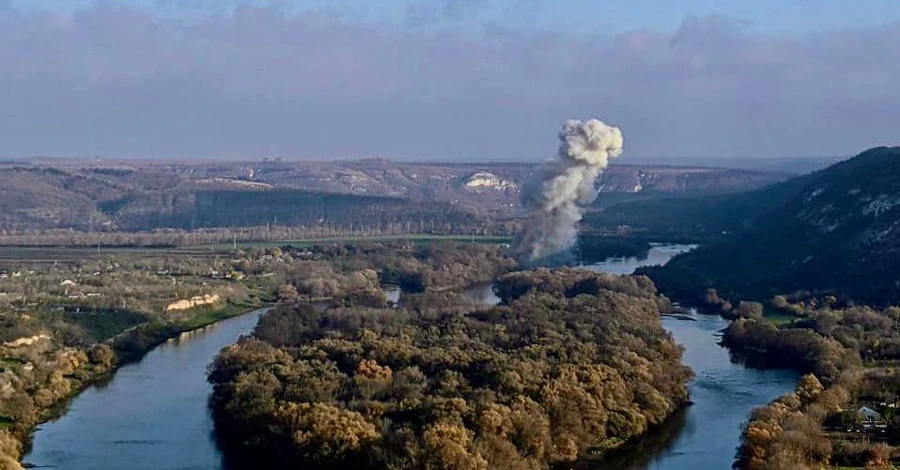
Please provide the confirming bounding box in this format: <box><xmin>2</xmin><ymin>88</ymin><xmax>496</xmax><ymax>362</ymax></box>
<box><xmin>856</xmin><ymin>406</ymin><xmax>888</xmax><ymax>431</ymax></box>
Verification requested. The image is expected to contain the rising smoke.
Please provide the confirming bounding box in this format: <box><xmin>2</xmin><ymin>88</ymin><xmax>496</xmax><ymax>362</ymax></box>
<box><xmin>514</xmin><ymin>118</ymin><xmax>624</xmax><ymax>263</ymax></box>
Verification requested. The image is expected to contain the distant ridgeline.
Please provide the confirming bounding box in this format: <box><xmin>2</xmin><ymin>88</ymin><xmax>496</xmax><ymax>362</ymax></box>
<box><xmin>636</xmin><ymin>147</ymin><xmax>900</xmax><ymax>306</ymax></box>
<box><xmin>0</xmin><ymin>168</ymin><xmax>490</xmax><ymax>235</ymax></box>
<box><xmin>104</xmin><ymin>189</ymin><xmax>481</xmax><ymax>234</ymax></box>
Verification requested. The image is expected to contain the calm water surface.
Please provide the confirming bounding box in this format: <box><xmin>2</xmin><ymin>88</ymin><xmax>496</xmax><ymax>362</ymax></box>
<box><xmin>594</xmin><ymin>312</ymin><xmax>798</xmax><ymax>470</ymax></box>
<box><xmin>580</xmin><ymin>244</ymin><xmax>798</xmax><ymax>469</ymax></box>
<box><xmin>582</xmin><ymin>243</ymin><xmax>699</xmax><ymax>275</ymax></box>
<box><xmin>23</xmin><ymin>309</ymin><xmax>267</xmax><ymax>470</ymax></box>
<box><xmin>23</xmin><ymin>244</ymin><xmax>797</xmax><ymax>470</ymax></box>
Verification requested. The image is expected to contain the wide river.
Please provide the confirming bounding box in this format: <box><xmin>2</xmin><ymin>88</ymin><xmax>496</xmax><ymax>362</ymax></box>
<box><xmin>24</xmin><ymin>244</ymin><xmax>798</xmax><ymax>469</ymax></box>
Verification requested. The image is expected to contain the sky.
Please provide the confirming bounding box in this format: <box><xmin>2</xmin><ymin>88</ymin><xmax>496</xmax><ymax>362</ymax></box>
<box><xmin>1</xmin><ymin>0</ymin><xmax>898</xmax><ymax>160</ymax></box>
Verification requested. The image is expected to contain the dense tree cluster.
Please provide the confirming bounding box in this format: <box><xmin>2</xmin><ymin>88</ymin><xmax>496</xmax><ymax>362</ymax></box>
<box><xmin>0</xmin><ymin>247</ymin><xmax>290</xmax><ymax>465</ymax></box>
<box><xmin>0</xmin><ymin>430</ymin><xmax>23</xmax><ymax>470</ymax></box>
<box><xmin>209</xmin><ymin>269</ymin><xmax>690</xmax><ymax>469</ymax></box>
<box><xmin>494</xmin><ymin>268</ymin><xmax>672</xmax><ymax>312</ymax></box>
<box><xmin>283</xmin><ymin>242</ymin><xmax>517</xmax><ymax>294</ymax></box>
<box><xmin>0</xmin><ymin>337</ymin><xmax>114</xmax><ymax>467</ymax></box>
<box><xmin>726</xmin><ymin>302</ymin><xmax>900</xmax><ymax>469</ymax></box>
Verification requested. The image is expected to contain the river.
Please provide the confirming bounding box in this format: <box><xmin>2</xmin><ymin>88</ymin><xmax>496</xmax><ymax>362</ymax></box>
<box><xmin>23</xmin><ymin>309</ymin><xmax>267</xmax><ymax>470</ymax></box>
<box><xmin>23</xmin><ymin>244</ymin><xmax>798</xmax><ymax>470</ymax></box>
<box><xmin>578</xmin><ymin>245</ymin><xmax>798</xmax><ymax>469</ymax></box>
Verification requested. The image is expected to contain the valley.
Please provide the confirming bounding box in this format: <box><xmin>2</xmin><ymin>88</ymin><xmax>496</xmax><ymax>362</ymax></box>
<box><xmin>0</xmin><ymin>159</ymin><xmax>786</xmax><ymax>236</ymax></box>
<box><xmin>1</xmin><ymin>1</ymin><xmax>897</xmax><ymax>468</ymax></box>
<box><xmin>2</xmin><ymin>148</ymin><xmax>900</xmax><ymax>469</ymax></box>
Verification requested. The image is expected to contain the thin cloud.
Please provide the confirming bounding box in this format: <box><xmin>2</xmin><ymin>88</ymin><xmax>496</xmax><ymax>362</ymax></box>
<box><xmin>0</xmin><ymin>3</ymin><xmax>897</xmax><ymax>159</ymax></box>
<box><xmin>405</xmin><ymin>0</ymin><xmax>488</xmax><ymax>26</ymax></box>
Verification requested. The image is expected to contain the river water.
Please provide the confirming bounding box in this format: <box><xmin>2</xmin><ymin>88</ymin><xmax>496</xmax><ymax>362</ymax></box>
<box><xmin>593</xmin><ymin>312</ymin><xmax>798</xmax><ymax>469</ymax></box>
<box><xmin>578</xmin><ymin>245</ymin><xmax>798</xmax><ymax>469</ymax></box>
<box><xmin>23</xmin><ymin>309</ymin><xmax>267</xmax><ymax>469</ymax></box>
<box><xmin>23</xmin><ymin>244</ymin><xmax>798</xmax><ymax>470</ymax></box>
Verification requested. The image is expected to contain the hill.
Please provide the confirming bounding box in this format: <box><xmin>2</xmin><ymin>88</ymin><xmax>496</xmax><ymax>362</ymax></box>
<box><xmin>0</xmin><ymin>160</ymin><xmax>786</xmax><ymax>234</ymax></box>
<box><xmin>639</xmin><ymin>147</ymin><xmax>900</xmax><ymax>306</ymax></box>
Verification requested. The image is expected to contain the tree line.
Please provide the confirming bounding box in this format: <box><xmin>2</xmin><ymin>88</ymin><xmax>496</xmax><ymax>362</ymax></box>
<box><xmin>726</xmin><ymin>302</ymin><xmax>900</xmax><ymax>469</ymax></box>
<box><xmin>208</xmin><ymin>266</ymin><xmax>691</xmax><ymax>469</ymax></box>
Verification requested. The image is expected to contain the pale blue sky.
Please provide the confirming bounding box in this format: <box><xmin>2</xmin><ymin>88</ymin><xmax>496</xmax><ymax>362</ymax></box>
<box><xmin>13</xmin><ymin>0</ymin><xmax>900</xmax><ymax>33</ymax></box>
<box><xmin>1</xmin><ymin>1</ymin><xmax>899</xmax><ymax>160</ymax></box>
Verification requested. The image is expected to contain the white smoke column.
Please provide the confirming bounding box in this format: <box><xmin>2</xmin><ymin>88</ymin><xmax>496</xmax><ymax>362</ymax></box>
<box><xmin>515</xmin><ymin>118</ymin><xmax>623</xmax><ymax>263</ymax></box>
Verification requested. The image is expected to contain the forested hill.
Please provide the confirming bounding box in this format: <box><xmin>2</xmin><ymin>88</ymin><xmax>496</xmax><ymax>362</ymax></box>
<box><xmin>641</xmin><ymin>146</ymin><xmax>900</xmax><ymax>306</ymax></box>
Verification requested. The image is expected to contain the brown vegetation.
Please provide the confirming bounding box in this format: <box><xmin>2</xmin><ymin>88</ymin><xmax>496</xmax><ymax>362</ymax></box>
<box><xmin>0</xmin><ymin>246</ymin><xmax>295</xmax><ymax>464</ymax></box>
<box><xmin>726</xmin><ymin>302</ymin><xmax>900</xmax><ymax>469</ymax></box>
<box><xmin>208</xmin><ymin>268</ymin><xmax>690</xmax><ymax>469</ymax></box>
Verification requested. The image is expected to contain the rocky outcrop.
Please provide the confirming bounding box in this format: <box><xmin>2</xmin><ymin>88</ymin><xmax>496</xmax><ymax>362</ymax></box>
<box><xmin>463</xmin><ymin>172</ymin><xmax>516</xmax><ymax>190</ymax></box>
<box><xmin>2</xmin><ymin>334</ymin><xmax>51</xmax><ymax>349</ymax></box>
<box><xmin>164</xmin><ymin>294</ymin><xmax>220</xmax><ymax>313</ymax></box>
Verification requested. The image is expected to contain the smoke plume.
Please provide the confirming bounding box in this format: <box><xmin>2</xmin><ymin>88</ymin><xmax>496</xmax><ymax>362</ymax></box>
<box><xmin>514</xmin><ymin>118</ymin><xmax>624</xmax><ymax>263</ymax></box>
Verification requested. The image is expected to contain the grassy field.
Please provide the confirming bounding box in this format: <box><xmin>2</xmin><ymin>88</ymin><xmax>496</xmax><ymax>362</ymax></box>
<box><xmin>176</xmin><ymin>301</ymin><xmax>262</xmax><ymax>332</ymax></box>
<box><xmin>0</xmin><ymin>245</ymin><xmax>215</xmax><ymax>262</ymax></box>
<box><xmin>197</xmin><ymin>234</ymin><xmax>513</xmax><ymax>251</ymax></box>
<box><xmin>765</xmin><ymin>311</ymin><xmax>799</xmax><ymax>326</ymax></box>
<box><xmin>0</xmin><ymin>235</ymin><xmax>513</xmax><ymax>261</ymax></box>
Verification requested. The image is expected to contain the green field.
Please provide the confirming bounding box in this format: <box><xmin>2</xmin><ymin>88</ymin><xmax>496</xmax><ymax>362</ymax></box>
<box><xmin>0</xmin><ymin>245</ymin><xmax>215</xmax><ymax>262</ymax></box>
<box><xmin>176</xmin><ymin>301</ymin><xmax>262</xmax><ymax>332</ymax></box>
<box><xmin>197</xmin><ymin>234</ymin><xmax>513</xmax><ymax>251</ymax></box>
<box><xmin>0</xmin><ymin>235</ymin><xmax>513</xmax><ymax>261</ymax></box>
<box><xmin>764</xmin><ymin>311</ymin><xmax>799</xmax><ymax>326</ymax></box>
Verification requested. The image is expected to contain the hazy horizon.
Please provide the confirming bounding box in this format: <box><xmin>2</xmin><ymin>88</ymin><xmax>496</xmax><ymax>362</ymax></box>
<box><xmin>1</xmin><ymin>0</ymin><xmax>898</xmax><ymax>161</ymax></box>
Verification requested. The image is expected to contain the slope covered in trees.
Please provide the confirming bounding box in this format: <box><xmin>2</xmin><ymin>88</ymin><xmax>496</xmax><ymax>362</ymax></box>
<box><xmin>208</xmin><ymin>268</ymin><xmax>690</xmax><ymax>469</ymax></box>
<box><xmin>724</xmin><ymin>301</ymin><xmax>900</xmax><ymax>469</ymax></box>
<box><xmin>635</xmin><ymin>147</ymin><xmax>900</xmax><ymax>306</ymax></box>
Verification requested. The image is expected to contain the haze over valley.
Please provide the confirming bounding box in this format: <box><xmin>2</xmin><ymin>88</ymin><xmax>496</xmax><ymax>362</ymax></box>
<box><xmin>1</xmin><ymin>1</ymin><xmax>900</xmax><ymax>470</ymax></box>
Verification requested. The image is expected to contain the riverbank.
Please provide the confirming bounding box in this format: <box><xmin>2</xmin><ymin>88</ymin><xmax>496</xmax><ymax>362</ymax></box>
<box><xmin>590</xmin><ymin>312</ymin><xmax>798</xmax><ymax>470</ymax></box>
<box><xmin>575</xmin><ymin>245</ymin><xmax>808</xmax><ymax>468</ymax></box>
<box><xmin>17</xmin><ymin>240</ymin><xmax>522</xmax><ymax>469</ymax></box>
<box><xmin>23</xmin><ymin>308</ymin><xmax>271</xmax><ymax>469</ymax></box>
<box><xmin>637</xmin><ymin>276</ymin><xmax>900</xmax><ymax>468</ymax></box>
<box><xmin>14</xmin><ymin>241</ymin><xmax>803</xmax><ymax>469</ymax></box>
<box><xmin>208</xmin><ymin>268</ymin><xmax>692</xmax><ymax>469</ymax></box>
<box><xmin>721</xmin><ymin>303</ymin><xmax>900</xmax><ymax>469</ymax></box>
<box><xmin>7</xmin><ymin>299</ymin><xmax>269</xmax><ymax>468</ymax></box>
<box><xmin>108</xmin><ymin>297</ymin><xmax>268</xmax><ymax>363</ymax></box>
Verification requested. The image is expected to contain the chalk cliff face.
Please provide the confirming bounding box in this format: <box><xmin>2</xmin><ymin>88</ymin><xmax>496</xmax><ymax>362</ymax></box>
<box><xmin>165</xmin><ymin>294</ymin><xmax>220</xmax><ymax>313</ymax></box>
<box><xmin>463</xmin><ymin>172</ymin><xmax>517</xmax><ymax>191</ymax></box>
<box><xmin>2</xmin><ymin>334</ymin><xmax>51</xmax><ymax>348</ymax></box>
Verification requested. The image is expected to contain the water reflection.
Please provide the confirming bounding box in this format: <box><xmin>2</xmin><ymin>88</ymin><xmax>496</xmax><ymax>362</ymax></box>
<box><xmin>466</xmin><ymin>244</ymin><xmax>797</xmax><ymax>470</ymax></box>
<box><xmin>581</xmin><ymin>243</ymin><xmax>697</xmax><ymax>275</ymax></box>
<box><xmin>577</xmin><ymin>245</ymin><xmax>798</xmax><ymax>470</ymax></box>
<box><xmin>23</xmin><ymin>309</ymin><xmax>269</xmax><ymax>470</ymax></box>
<box><xmin>23</xmin><ymin>244</ymin><xmax>796</xmax><ymax>470</ymax></box>
<box><xmin>588</xmin><ymin>313</ymin><xmax>798</xmax><ymax>470</ymax></box>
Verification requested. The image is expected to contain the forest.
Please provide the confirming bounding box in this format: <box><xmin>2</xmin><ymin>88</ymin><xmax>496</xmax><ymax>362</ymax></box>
<box><xmin>0</xmin><ymin>246</ymin><xmax>300</xmax><ymax>468</ymax></box>
<box><xmin>633</xmin><ymin>147</ymin><xmax>900</xmax><ymax>307</ymax></box>
<box><xmin>724</xmin><ymin>301</ymin><xmax>900</xmax><ymax>469</ymax></box>
<box><xmin>208</xmin><ymin>266</ymin><xmax>691</xmax><ymax>469</ymax></box>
